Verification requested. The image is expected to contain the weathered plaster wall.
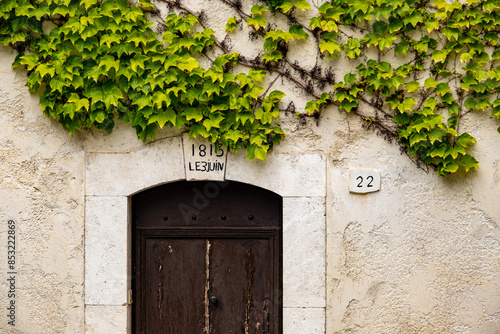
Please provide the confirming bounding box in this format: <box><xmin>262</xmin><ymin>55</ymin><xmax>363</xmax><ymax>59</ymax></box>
<box><xmin>1</xmin><ymin>0</ymin><xmax>500</xmax><ymax>333</ymax></box>
<box><xmin>324</xmin><ymin>120</ymin><xmax>500</xmax><ymax>333</ymax></box>
<box><xmin>0</xmin><ymin>46</ymin><xmax>86</xmax><ymax>333</ymax></box>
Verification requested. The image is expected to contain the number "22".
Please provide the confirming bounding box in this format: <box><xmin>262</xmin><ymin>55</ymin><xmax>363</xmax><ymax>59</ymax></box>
<box><xmin>356</xmin><ymin>176</ymin><xmax>374</xmax><ymax>188</ymax></box>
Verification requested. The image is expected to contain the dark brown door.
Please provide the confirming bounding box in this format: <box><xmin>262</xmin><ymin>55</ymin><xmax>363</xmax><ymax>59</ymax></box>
<box><xmin>132</xmin><ymin>181</ymin><xmax>282</xmax><ymax>333</ymax></box>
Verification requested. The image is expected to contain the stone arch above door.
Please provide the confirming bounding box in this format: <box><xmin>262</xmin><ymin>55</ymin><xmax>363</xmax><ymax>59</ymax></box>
<box><xmin>84</xmin><ymin>136</ymin><xmax>327</xmax><ymax>333</ymax></box>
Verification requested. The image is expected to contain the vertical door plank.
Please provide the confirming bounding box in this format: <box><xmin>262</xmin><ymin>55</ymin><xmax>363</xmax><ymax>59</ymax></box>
<box><xmin>141</xmin><ymin>237</ymin><xmax>206</xmax><ymax>334</ymax></box>
<box><xmin>209</xmin><ymin>238</ymin><xmax>272</xmax><ymax>334</ymax></box>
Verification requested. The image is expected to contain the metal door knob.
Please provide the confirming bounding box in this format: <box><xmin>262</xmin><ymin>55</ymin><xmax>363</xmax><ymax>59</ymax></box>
<box><xmin>209</xmin><ymin>296</ymin><xmax>218</xmax><ymax>305</ymax></box>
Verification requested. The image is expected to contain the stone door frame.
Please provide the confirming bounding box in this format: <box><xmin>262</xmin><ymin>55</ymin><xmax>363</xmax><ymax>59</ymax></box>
<box><xmin>84</xmin><ymin>136</ymin><xmax>326</xmax><ymax>333</ymax></box>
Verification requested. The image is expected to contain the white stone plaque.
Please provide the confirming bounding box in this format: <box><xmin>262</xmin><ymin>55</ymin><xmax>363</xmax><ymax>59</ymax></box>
<box><xmin>349</xmin><ymin>169</ymin><xmax>381</xmax><ymax>194</ymax></box>
<box><xmin>183</xmin><ymin>133</ymin><xmax>227</xmax><ymax>181</ymax></box>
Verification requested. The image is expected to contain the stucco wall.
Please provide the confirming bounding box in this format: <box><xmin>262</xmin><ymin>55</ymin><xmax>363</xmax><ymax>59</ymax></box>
<box><xmin>1</xmin><ymin>1</ymin><xmax>500</xmax><ymax>333</ymax></box>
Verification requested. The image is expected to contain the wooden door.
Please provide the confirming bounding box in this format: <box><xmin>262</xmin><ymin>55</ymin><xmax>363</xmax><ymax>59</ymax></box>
<box><xmin>132</xmin><ymin>181</ymin><xmax>282</xmax><ymax>333</ymax></box>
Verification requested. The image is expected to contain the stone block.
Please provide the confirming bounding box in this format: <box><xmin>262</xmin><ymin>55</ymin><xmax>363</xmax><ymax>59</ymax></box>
<box><xmin>85</xmin><ymin>196</ymin><xmax>129</xmax><ymax>305</ymax></box>
<box><xmin>283</xmin><ymin>197</ymin><xmax>326</xmax><ymax>307</ymax></box>
<box><xmin>226</xmin><ymin>152</ymin><xmax>326</xmax><ymax>197</ymax></box>
<box><xmin>182</xmin><ymin>133</ymin><xmax>227</xmax><ymax>181</ymax></box>
<box><xmin>85</xmin><ymin>137</ymin><xmax>185</xmax><ymax>196</ymax></box>
<box><xmin>85</xmin><ymin>305</ymin><xmax>129</xmax><ymax>333</ymax></box>
<box><xmin>283</xmin><ymin>307</ymin><xmax>325</xmax><ymax>334</ymax></box>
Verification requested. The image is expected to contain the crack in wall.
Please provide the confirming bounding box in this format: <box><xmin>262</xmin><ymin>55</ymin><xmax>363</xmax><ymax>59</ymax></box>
<box><xmin>204</xmin><ymin>239</ymin><xmax>211</xmax><ymax>334</ymax></box>
<box><xmin>244</xmin><ymin>247</ymin><xmax>254</xmax><ymax>334</ymax></box>
<box><xmin>156</xmin><ymin>241</ymin><xmax>169</xmax><ymax>321</ymax></box>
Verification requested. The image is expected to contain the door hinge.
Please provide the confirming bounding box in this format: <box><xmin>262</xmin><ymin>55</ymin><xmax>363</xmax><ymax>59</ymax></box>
<box><xmin>128</xmin><ymin>289</ymin><xmax>133</xmax><ymax>305</ymax></box>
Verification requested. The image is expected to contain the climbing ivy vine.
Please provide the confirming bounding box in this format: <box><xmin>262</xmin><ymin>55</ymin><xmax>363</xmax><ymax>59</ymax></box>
<box><xmin>2</xmin><ymin>0</ymin><xmax>500</xmax><ymax>174</ymax></box>
<box><xmin>0</xmin><ymin>0</ymin><xmax>285</xmax><ymax>160</ymax></box>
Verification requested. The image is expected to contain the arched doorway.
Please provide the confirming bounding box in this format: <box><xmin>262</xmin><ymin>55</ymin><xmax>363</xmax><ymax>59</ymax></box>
<box><xmin>132</xmin><ymin>180</ymin><xmax>283</xmax><ymax>333</ymax></box>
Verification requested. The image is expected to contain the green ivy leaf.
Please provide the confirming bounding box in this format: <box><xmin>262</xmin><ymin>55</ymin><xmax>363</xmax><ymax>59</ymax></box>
<box><xmin>226</xmin><ymin>16</ymin><xmax>238</xmax><ymax>33</ymax></box>
<box><xmin>334</xmin><ymin>90</ymin><xmax>349</xmax><ymax>102</ymax></box>
<box><xmin>425</xmin><ymin>97</ymin><xmax>438</xmax><ymax>110</ymax></box>
<box><xmin>406</xmin><ymin>81</ymin><xmax>420</xmax><ymax>92</ymax></box>
<box><xmin>441</xmin><ymin>93</ymin><xmax>455</xmax><ymax>104</ymax></box>
<box><xmin>277</xmin><ymin>0</ymin><xmax>294</xmax><ymax>13</ymax></box>
<box><xmin>388</xmin><ymin>17</ymin><xmax>403</xmax><ymax>33</ymax></box>
<box><xmin>289</xmin><ymin>25</ymin><xmax>308</xmax><ymax>40</ymax></box>
<box><xmin>67</xmin><ymin>93</ymin><xmax>90</xmax><ymax>111</ymax></box>
<box><xmin>376</xmin><ymin>61</ymin><xmax>391</xmax><ymax>72</ymax></box>
<box><xmin>431</xmin><ymin>50</ymin><xmax>447</xmax><ymax>63</ymax></box>
<box><xmin>99</xmin><ymin>55</ymin><xmax>120</xmax><ymax>73</ymax></box>
<box><xmin>404</xmin><ymin>11</ymin><xmax>423</xmax><ymax>28</ymax></box>
<box><xmin>152</xmin><ymin>91</ymin><xmax>171</xmax><ymax>108</ymax></box>
<box><xmin>203</xmin><ymin>113</ymin><xmax>223</xmax><ymax>131</ymax></box>
<box><xmin>48</xmin><ymin>76</ymin><xmax>66</xmax><ymax>94</ymax></box>
<box><xmin>262</xmin><ymin>50</ymin><xmax>283</xmax><ymax>63</ymax></box>
<box><xmin>409</xmin><ymin>131</ymin><xmax>427</xmax><ymax>146</ymax></box>
<box><xmin>294</xmin><ymin>0</ymin><xmax>311</xmax><ymax>11</ymax></box>
<box><xmin>81</xmin><ymin>0</ymin><xmax>99</xmax><ymax>9</ymax></box>
<box><xmin>266</xmin><ymin>90</ymin><xmax>285</xmax><ymax>103</ymax></box>
<box><xmin>372</xmin><ymin>21</ymin><xmax>387</xmax><ymax>35</ymax></box>
<box><xmin>397</xmin><ymin>98</ymin><xmax>416</xmax><ymax>112</ymax></box>
<box><xmin>248</xmin><ymin>69</ymin><xmax>266</xmax><ymax>83</ymax></box>
<box><xmin>309</xmin><ymin>17</ymin><xmax>322</xmax><ymax>30</ymax></box>
<box><xmin>393</xmin><ymin>112</ymin><xmax>410</xmax><ymax>126</ymax></box>
<box><xmin>463</xmin><ymin>97</ymin><xmax>474</xmax><ymax>110</ymax></box>
<box><xmin>456</xmin><ymin>133</ymin><xmax>476</xmax><ymax>148</ymax></box>
<box><xmin>321</xmin><ymin>20</ymin><xmax>338</xmax><ymax>32</ymax></box>
<box><xmin>17</xmin><ymin>54</ymin><xmax>39</xmax><ymax>70</ymax></box>
<box><xmin>36</xmin><ymin>64</ymin><xmax>56</xmax><ymax>78</ymax></box>
<box><xmin>244</xmin><ymin>85</ymin><xmax>265</xmax><ymax>99</ymax></box>
<box><xmin>89</xmin><ymin>108</ymin><xmax>107</xmax><ymax>123</ymax></box>
<box><xmin>424</xmin><ymin>77</ymin><xmax>439</xmax><ymax>89</ymax></box>
<box><xmin>435</xmin><ymin>82</ymin><xmax>450</xmax><ymax>95</ymax></box>
<box><xmin>247</xmin><ymin>16</ymin><xmax>266</xmax><ymax>30</ymax></box>
<box><xmin>251</xmin><ymin>4</ymin><xmax>268</xmax><ymax>16</ymax></box>
<box><xmin>340</xmin><ymin>99</ymin><xmax>358</xmax><ymax>112</ymax></box>
<box><xmin>101</xmin><ymin>81</ymin><xmax>122</xmax><ymax>108</ymax></box>
<box><xmin>428</xmin><ymin>127</ymin><xmax>445</xmax><ymax>144</ymax></box>
<box><xmin>425</xmin><ymin>18</ymin><xmax>439</xmax><ymax>32</ymax></box>
<box><xmin>395</xmin><ymin>42</ymin><xmax>409</xmax><ymax>55</ymax></box>
<box><xmin>492</xmin><ymin>50</ymin><xmax>500</xmax><ymax>60</ymax></box>
<box><xmin>148</xmin><ymin>108</ymin><xmax>176</xmax><ymax>128</ymax></box>
<box><xmin>457</xmin><ymin>154</ymin><xmax>479</xmax><ymax>172</ymax></box>
<box><xmin>177</xmin><ymin>57</ymin><xmax>200</xmax><ymax>71</ymax></box>
<box><xmin>246</xmin><ymin>143</ymin><xmax>268</xmax><ymax>161</ymax></box>
<box><xmin>443</xmin><ymin>161</ymin><xmax>459</xmax><ymax>173</ymax></box>
<box><xmin>182</xmin><ymin>107</ymin><xmax>203</xmax><ymax>122</ymax></box>
<box><xmin>136</xmin><ymin>124</ymin><xmax>157</xmax><ymax>143</ymax></box>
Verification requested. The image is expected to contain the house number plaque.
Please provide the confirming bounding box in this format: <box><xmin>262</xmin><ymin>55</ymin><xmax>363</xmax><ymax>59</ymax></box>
<box><xmin>183</xmin><ymin>133</ymin><xmax>227</xmax><ymax>181</ymax></box>
<box><xmin>349</xmin><ymin>169</ymin><xmax>381</xmax><ymax>194</ymax></box>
